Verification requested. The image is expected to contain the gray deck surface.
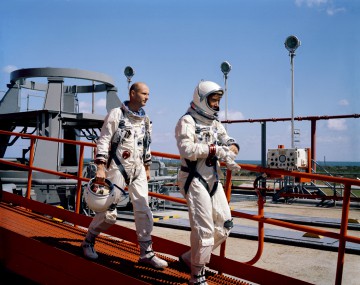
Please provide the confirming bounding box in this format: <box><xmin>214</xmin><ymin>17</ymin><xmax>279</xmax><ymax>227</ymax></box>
<box><xmin>117</xmin><ymin>208</ymin><xmax>360</xmax><ymax>254</ymax></box>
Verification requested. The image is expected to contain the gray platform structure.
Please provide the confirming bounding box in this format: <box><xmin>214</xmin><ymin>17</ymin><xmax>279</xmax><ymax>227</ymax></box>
<box><xmin>0</xmin><ymin>68</ymin><xmax>120</xmax><ymax>171</ymax></box>
<box><xmin>0</xmin><ymin>68</ymin><xmax>123</xmax><ymax>209</ymax></box>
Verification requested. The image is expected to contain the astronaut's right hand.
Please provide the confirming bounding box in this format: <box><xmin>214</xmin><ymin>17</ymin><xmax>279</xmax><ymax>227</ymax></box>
<box><xmin>216</xmin><ymin>145</ymin><xmax>236</xmax><ymax>161</ymax></box>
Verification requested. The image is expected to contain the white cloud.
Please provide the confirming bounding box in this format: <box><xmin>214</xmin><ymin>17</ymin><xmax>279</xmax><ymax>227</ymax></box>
<box><xmin>151</xmin><ymin>131</ymin><xmax>176</xmax><ymax>154</ymax></box>
<box><xmin>295</xmin><ymin>0</ymin><xmax>346</xmax><ymax>16</ymax></box>
<box><xmin>79</xmin><ymin>98</ymin><xmax>107</xmax><ymax>114</ymax></box>
<box><xmin>78</xmin><ymin>101</ymin><xmax>91</xmax><ymax>113</ymax></box>
<box><xmin>326</xmin><ymin>7</ymin><xmax>346</xmax><ymax>15</ymax></box>
<box><xmin>327</xmin><ymin>119</ymin><xmax>347</xmax><ymax>131</ymax></box>
<box><xmin>338</xmin><ymin>99</ymin><xmax>349</xmax><ymax>106</ymax></box>
<box><xmin>151</xmin><ymin>131</ymin><xmax>173</xmax><ymax>144</ymax></box>
<box><xmin>96</xmin><ymin>98</ymin><xmax>106</xmax><ymax>108</ymax></box>
<box><xmin>2</xmin><ymin>65</ymin><xmax>18</xmax><ymax>73</ymax></box>
<box><xmin>295</xmin><ymin>0</ymin><xmax>328</xmax><ymax>7</ymax></box>
<box><xmin>218</xmin><ymin>110</ymin><xmax>245</xmax><ymax>121</ymax></box>
<box><xmin>155</xmin><ymin>109</ymin><xmax>165</xmax><ymax>115</ymax></box>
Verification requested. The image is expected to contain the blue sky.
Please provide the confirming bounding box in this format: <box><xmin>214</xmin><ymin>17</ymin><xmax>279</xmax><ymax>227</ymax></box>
<box><xmin>1</xmin><ymin>0</ymin><xmax>359</xmax><ymax>162</ymax></box>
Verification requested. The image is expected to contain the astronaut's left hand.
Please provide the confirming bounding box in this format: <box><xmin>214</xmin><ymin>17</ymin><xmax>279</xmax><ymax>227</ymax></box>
<box><xmin>225</xmin><ymin>157</ymin><xmax>241</xmax><ymax>175</ymax></box>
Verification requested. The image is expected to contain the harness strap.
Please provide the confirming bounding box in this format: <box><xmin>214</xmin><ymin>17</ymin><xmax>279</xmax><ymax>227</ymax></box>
<box><xmin>209</xmin><ymin>181</ymin><xmax>218</xmax><ymax>197</ymax></box>
<box><xmin>182</xmin><ymin>159</ymin><xmax>218</xmax><ymax>197</ymax></box>
<box><xmin>182</xmin><ymin>160</ymin><xmax>197</xmax><ymax>195</ymax></box>
<box><xmin>145</xmin><ymin>250</ymin><xmax>156</xmax><ymax>260</ymax></box>
<box><xmin>209</xmin><ymin>156</ymin><xmax>219</xmax><ymax>197</ymax></box>
<box><xmin>107</xmin><ymin>109</ymin><xmax>147</xmax><ymax>186</ymax></box>
<box><xmin>181</xmin><ymin>114</ymin><xmax>219</xmax><ymax>197</ymax></box>
<box><xmin>113</xmin><ymin>183</ymin><xmax>127</xmax><ymax>195</ymax></box>
<box><xmin>111</xmin><ymin>150</ymin><xmax>130</xmax><ymax>185</ymax></box>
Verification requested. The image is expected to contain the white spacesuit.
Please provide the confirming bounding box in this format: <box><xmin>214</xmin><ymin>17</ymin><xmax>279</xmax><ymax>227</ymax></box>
<box><xmin>82</xmin><ymin>98</ymin><xmax>167</xmax><ymax>269</ymax></box>
<box><xmin>175</xmin><ymin>80</ymin><xmax>240</xmax><ymax>285</ymax></box>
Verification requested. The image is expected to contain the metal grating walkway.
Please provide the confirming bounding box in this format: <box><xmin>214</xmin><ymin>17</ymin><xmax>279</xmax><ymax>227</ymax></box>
<box><xmin>0</xmin><ymin>202</ymin><xmax>250</xmax><ymax>285</ymax></box>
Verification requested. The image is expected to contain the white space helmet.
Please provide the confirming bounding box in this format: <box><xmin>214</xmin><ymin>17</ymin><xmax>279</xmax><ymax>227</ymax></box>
<box><xmin>192</xmin><ymin>80</ymin><xmax>224</xmax><ymax>120</ymax></box>
<box><xmin>84</xmin><ymin>178</ymin><xmax>116</xmax><ymax>212</ymax></box>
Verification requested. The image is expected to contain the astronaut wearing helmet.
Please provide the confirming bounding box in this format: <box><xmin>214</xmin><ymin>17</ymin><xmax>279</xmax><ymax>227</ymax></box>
<box><xmin>191</xmin><ymin>80</ymin><xmax>224</xmax><ymax>120</ymax></box>
<box><xmin>175</xmin><ymin>80</ymin><xmax>241</xmax><ymax>285</ymax></box>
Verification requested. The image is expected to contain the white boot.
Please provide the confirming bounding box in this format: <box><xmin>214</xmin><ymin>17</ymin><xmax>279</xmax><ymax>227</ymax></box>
<box><xmin>81</xmin><ymin>239</ymin><xmax>98</xmax><ymax>260</ymax></box>
<box><xmin>138</xmin><ymin>240</ymin><xmax>168</xmax><ymax>269</ymax></box>
<box><xmin>179</xmin><ymin>250</ymin><xmax>191</xmax><ymax>270</ymax></box>
<box><xmin>81</xmin><ymin>232</ymin><xmax>98</xmax><ymax>260</ymax></box>
<box><xmin>189</xmin><ymin>265</ymin><xmax>208</xmax><ymax>285</ymax></box>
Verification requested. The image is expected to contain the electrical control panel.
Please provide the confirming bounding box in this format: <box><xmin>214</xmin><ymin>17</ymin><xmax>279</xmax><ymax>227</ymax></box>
<box><xmin>267</xmin><ymin>148</ymin><xmax>308</xmax><ymax>170</ymax></box>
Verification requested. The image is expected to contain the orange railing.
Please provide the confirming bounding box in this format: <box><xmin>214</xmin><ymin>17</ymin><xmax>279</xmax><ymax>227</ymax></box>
<box><xmin>0</xmin><ymin>130</ymin><xmax>93</xmax><ymax>214</ymax></box>
<box><xmin>1</xmin><ymin>130</ymin><xmax>360</xmax><ymax>285</ymax></box>
<box><xmin>150</xmin><ymin>152</ymin><xmax>360</xmax><ymax>285</ymax></box>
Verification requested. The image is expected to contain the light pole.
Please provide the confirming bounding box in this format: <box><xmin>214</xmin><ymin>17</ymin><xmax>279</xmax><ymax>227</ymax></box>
<box><xmin>124</xmin><ymin>66</ymin><xmax>135</xmax><ymax>91</ymax></box>
<box><xmin>284</xmin><ymin>35</ymin><xmax>301</xmax><ymax>148</ymax></box>
<box><xmin>220</xmin><ymin>61</ymin><xmax>232</xmax><ymax>130</ymax></box>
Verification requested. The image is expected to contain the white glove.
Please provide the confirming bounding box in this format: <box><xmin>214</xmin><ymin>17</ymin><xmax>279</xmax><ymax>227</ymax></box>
<box><xmin>225</xmin><ymin>156</ymin><xmax>241</xmax><ymax>175</ymax></box>
<box><xmin>216</xmin><ymin>145</ymin><xmax>236</xmax><ymax>161</ymax></box>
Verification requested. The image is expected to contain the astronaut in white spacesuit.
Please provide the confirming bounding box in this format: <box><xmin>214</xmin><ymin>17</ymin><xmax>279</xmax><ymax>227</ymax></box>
<box><xmin>81</xmin><ymin>82</ymin><xmax>168</xmax><ymax>269</ymax></box>
<box><xmin>175</xmin><ymin>80</ymin><xmax>241</xmax><ymax>285</ymax></box>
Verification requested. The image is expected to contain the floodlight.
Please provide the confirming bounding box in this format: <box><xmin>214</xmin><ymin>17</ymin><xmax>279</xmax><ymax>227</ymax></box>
<box><xmin>284</xmin><ymin>35</ymin><xmax>301</xmax><ymax>148</ymax></box>
<box><xmin>124</xmin><ymin>66</ymin><xmax>135</xmax><ymax>80</ymax></box>
<box><xmin>220</xmin><ymin>61</ymin><xmax>232</xmax><ymax>76</ymax></box>
<box><xmin>284</xmin><ymin>35</ymin><xmax>301</xmax><ymax>53</ymax></box>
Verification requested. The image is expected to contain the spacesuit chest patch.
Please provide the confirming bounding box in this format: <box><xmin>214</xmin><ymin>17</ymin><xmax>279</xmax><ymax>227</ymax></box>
<box><xmin>195</xmin><ymin>124</ymin><xmax>217</xmax><ymax>144</ymax></box>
